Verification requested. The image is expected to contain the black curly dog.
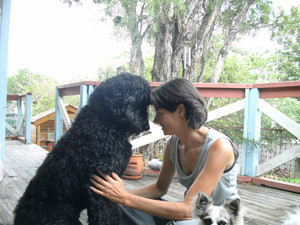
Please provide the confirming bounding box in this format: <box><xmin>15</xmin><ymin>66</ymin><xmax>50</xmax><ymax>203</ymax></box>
<box><xmin>14</xmin><ymin>73</ymin><xmax>151</xmax><ymax>225</ymax></box>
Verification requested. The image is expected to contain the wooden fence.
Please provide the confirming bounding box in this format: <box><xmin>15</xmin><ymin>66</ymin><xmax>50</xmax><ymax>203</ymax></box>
<box><xmin>5</xmin><ymin>93</ymin><xmax>32</xmax><ymax>144</ymax></box>
<box><xmin>54</xmin><ymin>80</ymin><xmax>300</xmax><ymax>192</ymax></box>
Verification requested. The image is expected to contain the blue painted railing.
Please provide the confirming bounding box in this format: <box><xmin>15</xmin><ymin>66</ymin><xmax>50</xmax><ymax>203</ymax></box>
<box><xmin>0</xmin><ymin>0</ymin><xmax>12</xmax><ymax>178</ymax></box>
<box><xmin>5</xmin><ymin>93</ymin><xmax>32</xmax><ymax>144</ymax></box>
<box><xmin>54</xmin><ymin>82</ymin><xmax>97</xmax><ymax>142</ymax></box>
<box><xmin>54</xmin><ymin>81</ymin><xmax>300</xmax><ymax>179</ymax></box>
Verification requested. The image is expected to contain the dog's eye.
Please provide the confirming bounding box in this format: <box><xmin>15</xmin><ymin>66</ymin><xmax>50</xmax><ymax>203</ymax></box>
<box><xmin>217</xmin><ymin>220</ymin><xmax>228</xmax><ymax>225</ymax></box>
<box><xmin>203</xmin><ymin>218</ymin><xmax>213</xmax><ymax>225</ymax></box>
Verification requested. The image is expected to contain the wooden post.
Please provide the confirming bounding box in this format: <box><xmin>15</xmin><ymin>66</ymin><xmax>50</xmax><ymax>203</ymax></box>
<box><xmin>79</xmin><ymin>85</ymin><xmax>94</xmax><ymax>109</ymax></box>
<box><xmin>74</xmin><ymin>84</ymin><xmax>94</xmax><ymax>119</ymax></box>
<box><xmin>296</xmin><ymin>158</ymin><xmax>300</xmax><ymax>178</ymax></box>
<box><xmin>25</xmin><ymin>94</ymin><xmax>32</xmax><ymax>144</ymax></box>
<box><xmin>79</xmin><ymin>85</ymin><xmax>88</xmax><ymax>112</ymax></box>
<box><xmin>54</xmin><ymin>89</ymin><xmax>63</xmax><ymax>144</ymax></box>
<box><xmin>36</xmin><ymin>126</ymin><xmax>41</xmax><ymax>146</ymax></box>
<box><xmin>0</xmin><ymin>0</ymin><xmax>12</xmax><ymax>175</ymax></box>
<box><xmin>16</xmin><ymin>96</ymin><xmax>22</xmax><ymax>134</ymax></box>
<box><xmin>88</xmin><ymin>85</ymin><xmax>94</xmax><ymax>99</ymax></box>
<box><xmin>54</xmin><ymin>84</ymin><xmax>95</xmax><ymax>143</ymax></box>
<box><xmin>242</xmin><ymin>88</ymin><xmax>261</xmax><ymax>177</ymax></box>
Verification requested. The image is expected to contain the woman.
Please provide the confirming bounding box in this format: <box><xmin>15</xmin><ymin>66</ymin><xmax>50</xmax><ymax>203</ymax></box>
<box><xmin>90</xmin><ymin>78</ymin><xmax>239</xmax><ymax>224</ymax></box>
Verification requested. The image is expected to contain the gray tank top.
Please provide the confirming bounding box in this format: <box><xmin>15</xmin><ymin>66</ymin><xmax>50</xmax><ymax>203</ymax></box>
<box><xmin>170</xmin><ymin>128</ymin><xmax>239</xmax><ymax>206</ymax></box>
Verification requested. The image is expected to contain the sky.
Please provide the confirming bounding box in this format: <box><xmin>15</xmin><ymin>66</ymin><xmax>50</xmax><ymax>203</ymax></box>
<box><xmin>7</xmin><ymin>0</ymin><xmax>130</xmax><ymax>82</ymax></box>
<box><xmin>6</xmin><ymin>0</ymin><xmax>299</xmax><ymax>82</ymax></box>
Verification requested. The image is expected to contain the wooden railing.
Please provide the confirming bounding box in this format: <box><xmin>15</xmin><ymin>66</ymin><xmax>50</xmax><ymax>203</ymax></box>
<box><xmin>54</xmin><ymin>80</ymin><xmax>300</xmax><ymax>191</ymax></box>
<box><xmin>5</xmin><ymin>93</ymin><xmax>32</xmax><ymax>144</ymax></box>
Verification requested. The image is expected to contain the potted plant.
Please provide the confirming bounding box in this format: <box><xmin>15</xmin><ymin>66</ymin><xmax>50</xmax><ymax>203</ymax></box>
<box><xmin>123</xmin><ymin>133</ymin><xmax>147</xmax><ymax>180</ymax></box>
<box><xmin>123</xmin><ymin>152</ymin><xmax>144</xmax><ymax>180</ymax></box>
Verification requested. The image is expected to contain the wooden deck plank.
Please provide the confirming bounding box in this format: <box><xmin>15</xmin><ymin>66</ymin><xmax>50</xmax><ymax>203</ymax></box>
<box><xmin>0</xmin><ymin>140</ymin><xmax>299</xmax><ymax>225</ymax></box>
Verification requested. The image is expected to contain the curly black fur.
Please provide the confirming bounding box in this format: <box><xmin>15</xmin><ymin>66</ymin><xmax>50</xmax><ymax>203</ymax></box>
<box><xmin>13</xmin><ymin>73</ymin><xmax>151</xmax><ymax>225</ymax></box>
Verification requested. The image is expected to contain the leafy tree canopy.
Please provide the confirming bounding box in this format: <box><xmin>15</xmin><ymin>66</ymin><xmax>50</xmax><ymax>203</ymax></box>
<box><xmin>7</xmin><ymin>69</ymin><xmax>79</xmax><ymax>116</ymax></box>
<box><xmin>271</xmin><ymin>6</ymin><xmax>300</xmax><ymax>81</ymax></box>
<box><xmin>8</xmin><ymin>69</ymin><xmax>58</xmax><ymax>115</ymax></box>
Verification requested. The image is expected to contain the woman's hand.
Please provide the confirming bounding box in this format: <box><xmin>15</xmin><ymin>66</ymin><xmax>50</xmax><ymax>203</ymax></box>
<box><xmin>90</xmin><ymin>170</ymin><xmax>128</xmax><ymax>205</ymax></box>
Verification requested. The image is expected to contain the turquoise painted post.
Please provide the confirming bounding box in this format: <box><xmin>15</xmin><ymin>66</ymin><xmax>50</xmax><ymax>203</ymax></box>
<box><xmin>0</xmin><ymin>0</ymin><xmax>12</xmax><ymax>170</ymax></box>
<box><xmin>242</xmin><ymin>88</ymin><xmax>261</xmax><ymax>177</ymax></box>
<box><xmin>54</xmin><ymin>89</ymin><xmax>63</xmax><ymax>144</ymax></box>
<box><xmin>242</xmin><ymin>89</ymin><xmax>250</xmax><ymax>176</ymax></box>
<box><xmin>16</xmin><ymin>96</ymin><xmax>22</xmax><ymax>133</ymax></box>
<box><xmin>79</xmin><ymin>85</ymin><xmax>94</xmax><ymax>109</ymax></box>
<box><xmin>88</xmin><ymin>85</ymin><xmax>94</xmax><ymax>98</ymax></box>
<box><xmin>25</xmin><ymin>94</ymin><xmax>32</xmax><ymax>144</ymax></box>
<box><xmin>55</xmin><ymin>84</ymin><xmax>94</xmax><ymax>144</ymax></box>
<box><xmin>79</xmin><ymin>85</ymin><xmax>88</xmax><ymax>109</ymax></box>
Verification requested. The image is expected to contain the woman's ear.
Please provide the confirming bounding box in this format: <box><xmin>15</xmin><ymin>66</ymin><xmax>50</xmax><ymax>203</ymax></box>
<box><xmin>177</xmin><ymin>104</ymin><xmax>185</xmax><ymax>115</ymax></box>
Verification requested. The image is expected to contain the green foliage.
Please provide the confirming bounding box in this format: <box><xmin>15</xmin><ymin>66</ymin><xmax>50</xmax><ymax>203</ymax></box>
<box><xmin>220</xmin><ymin>54</ymin><xmax>282</xmax><ymax>83</ymax></box>
<box><xmin>97</xmin><ymin>66</ymin><xmax>118</xmax><ymax>80</ymax></box>
<box><xmin>206</xmin><ymin>98</ymin><xmax>245</xmax><ymax>145</ymax></box>
<box><xmin>261</xmin><ymin>98</ymin><xmax>300</xmax><ymax>138</ymax></box>
<box><xmin>7</xmin><ymin>69</ymin><xmax>58</xmax><ymax>116</ymax></box>
<box><xmin>219</xmin><ymin>55</ymin><xmax>253</xmax><ymax>83</ymax></box>
<box><xmin>7</xmin><ymin>69</ymin><xmax>80</xmax><ymax>116</ymax></box>
<box><xmin>276</xmin><ymin>52</ymin><xmax>300</xmax><ymax>81</ymax></box>
<box><xmin>271</xmin><ymin>6</ymin><xmax>300</xmax><ymax>81</ymax></box>
<box><xmin>200</xmin><ymin>2</ymin><xmax>298</xmax><ymax>83</ymax></box>
<box><xmin>279</xmin><ymin>177</ymin><xmax>300</xmax><ymax>184</ymax></box>
<box><xmin>217</xmin><ymin>0</ymin><xmax>273</xmax><ymax>35</ymax></box>
<box><xmin>206</xmin><ymin>97</ymin><xmax>300</xmax><ymax>148</ymax></box>
<box><xmin>97</xmin><ymin>52</ymin><xmax>131</xmax><ymax>80</ymax></box>
<box><xmin>96</xmin><ymin>51</ymin><xmax>153</xmax><ymax>81</ymax></box>
<box><xmin>204</xmin><ymin>51</ymin><xmax>300</xmax><ymax>146</ymax></box>
<box><xmin>146</xmin><ymin>0</ymin><xmax>186</xmax><ymax>19</ymax></box>
<box><xmin>64</xmin><ymin>95</ymin><xmax>80</xmax><ymax>109</ymax></box>
<box><xmin>143</xmin><ymin>53</ymin><xmax>154</xmax><ymax>81</ymax></box>
<box><xmin>207</xmin><ymin>53</ymin><xmax>300</xmax><ymax>144</ymax></box>
<box><xmin>242</xmin><ymin>0</ymin><xmax>273</xmax><ymax>31</ymax></box>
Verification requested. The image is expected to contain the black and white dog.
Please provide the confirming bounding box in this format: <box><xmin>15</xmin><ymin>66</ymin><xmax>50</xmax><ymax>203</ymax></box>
<box><xmin>192</xmin><ymin>192</ymin><xmax>244</xmax><ymax>225</ymax></box>
<box><xmin>281</xmin><ymin>207</ymin><xmax>300</xmax><ymax>225</ymax></box>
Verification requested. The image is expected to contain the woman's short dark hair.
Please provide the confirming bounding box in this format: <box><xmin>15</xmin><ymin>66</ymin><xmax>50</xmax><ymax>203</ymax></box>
<box><xmin>151</xmin><ymin>78</ymin><xmax>208</xmax><ymax>129</ymax></box>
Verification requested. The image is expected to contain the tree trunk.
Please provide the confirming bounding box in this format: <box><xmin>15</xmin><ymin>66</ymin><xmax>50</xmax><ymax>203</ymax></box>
<box><xmin>211</xmin><ymin>0</ymin><xmax>255</xmax><ymax>83</ymax></box>
<box><xmin>151</xmin><ymin>0</ymin><xmax>256</xmax><ymax>84</ymax></box>
<box><xmin>152</xmin><ymin>0</ymin><xmax>221</xmax><ymax>82</ymax></box>
<box><xmin>130</xmin><ymin>38</ymin><xmax>145</xmax><ymax>76</ymax></box>
<box><xmin>206</xmin><ymin>0</ymin><xmax>255</xmax><ymax>109</ymax></box>
<box><xmin>184</xmin><ymin>4</ymin><xmax>220</xmax><ymax>82</ymax></box>
<box><xmin>170</xmin><ymin>0</ymin><xmax>199</xmax><ymax>80</ymax></box>
<box><xmin>151</xmin><ymin>3</ymin><xmax>174</xmax><ymax>81</ymax></box>
<box><xmin>170</xmin><ymin>15</ymin><xmax>184</xmax><ymax>80</ymax></box>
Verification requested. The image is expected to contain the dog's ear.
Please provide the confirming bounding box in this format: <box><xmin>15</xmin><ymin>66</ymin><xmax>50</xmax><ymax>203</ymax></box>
<box><xmin>125</xmin><ymin>96</ymin><xmax>137</xmax><ymax>123</ymax></box>
<box><xmin>124</xmin><ymin>95</ymin><xmax>149</xmax><ymax>134</ymax></box>
<box><xmin>224</xmin><ymin>198</ymin><xmax>241</xmax><ymax>216</ymax></box>
<box><xmin>224</xmin><ymin>198</ymin><xmax>244</xmax><ymax>224</ymax></box>
<box><xmin>194</xmin><ymin>192</ymin><xmax>211</xmax><ymax>216</ymax></box>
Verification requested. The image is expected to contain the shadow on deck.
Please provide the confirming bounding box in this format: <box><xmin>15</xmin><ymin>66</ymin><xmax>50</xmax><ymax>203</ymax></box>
<box><xmin>1</xmin><ymin>140</ymin><xmax>299</xmax><ymax>225</ymax></box>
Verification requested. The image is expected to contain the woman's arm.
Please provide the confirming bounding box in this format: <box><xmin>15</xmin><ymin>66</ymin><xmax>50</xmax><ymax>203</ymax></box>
<box><xmin>90</xmin><ymin>139</ymin><xmax>193</xmax><ymax>220</ymax></box>
<box><xmin>182</xmin><ymin>137</ymin><xmax>234</xmax><ymax>204</ymax></box>
<box><xmin>127</xmin><ymin>139</ymin><xmax>176</xmax><ymax>199</ymax></box>
<box><xmin>91</xmin><ymin>169</ymin><xmax>192</xmax><ymax>220</ymax></box>
<box><xmin>90</xmin><ymin>137</ymin><xmax>234</xmax><ymax>220</ymax></box>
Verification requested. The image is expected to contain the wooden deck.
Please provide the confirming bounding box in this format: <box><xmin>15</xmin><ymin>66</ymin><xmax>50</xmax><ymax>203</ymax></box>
<box><xmin>1</xmin><ymin>140</ymin><xmax>299</xmax><ymax>225</ymax></box>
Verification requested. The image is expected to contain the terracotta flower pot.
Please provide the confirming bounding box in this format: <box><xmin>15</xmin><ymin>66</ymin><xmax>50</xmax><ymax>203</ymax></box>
<box><xmin>123</xmin><ymin>154</ymin><xmax>144</xmax><ymax>180</ymax></box>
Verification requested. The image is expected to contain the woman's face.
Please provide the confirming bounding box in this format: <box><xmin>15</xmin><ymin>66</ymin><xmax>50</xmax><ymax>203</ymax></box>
<box><xmin>153</xmin><ymin>108</ymin><xmax>179</xmax><ymax>135</ymax></box>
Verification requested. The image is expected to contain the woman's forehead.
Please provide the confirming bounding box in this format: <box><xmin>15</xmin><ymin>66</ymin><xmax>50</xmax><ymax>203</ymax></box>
<box><xmin>155</xmin><ymin>108</ymin><xmax>169</xmax><ymax>113</ymax></box>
